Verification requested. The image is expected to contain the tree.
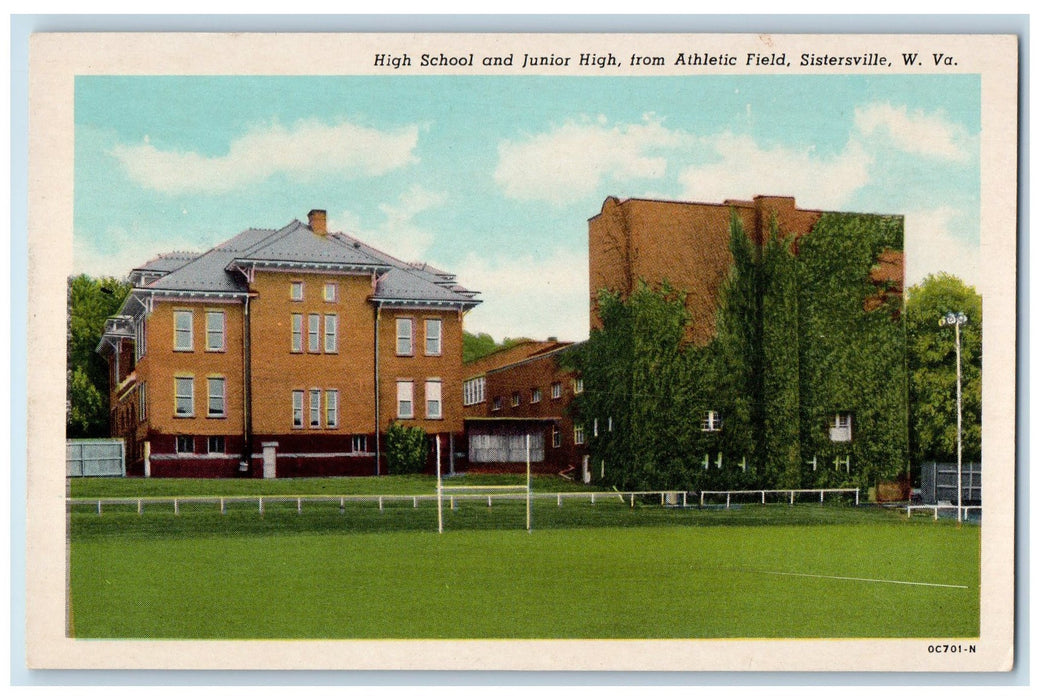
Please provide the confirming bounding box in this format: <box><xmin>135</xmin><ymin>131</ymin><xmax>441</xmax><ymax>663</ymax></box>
<box><xmin>906</xmin><ymin>273</ymin><xmax>982</xmax><ymax>465</ymax></box>
<box><xmin>463</xmin><ymin>331</ymin><xmax>530</xmax><ymax>363</ymax></box>
<box><xmin>385</xmin><ymin>422</ymin><xmax>428</xmax><ymax>474</ymax></box>
<box><xmin>67</xmin><ymin>274</ymin><xmax>131</xmax><ymax>438</ymax></box>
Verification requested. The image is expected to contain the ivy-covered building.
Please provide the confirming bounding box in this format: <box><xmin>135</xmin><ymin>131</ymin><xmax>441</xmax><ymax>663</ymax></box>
<box><xmin>580</xmin><ymin>195</ymin><xmax>907</xmax><ymax>492</ymax></box>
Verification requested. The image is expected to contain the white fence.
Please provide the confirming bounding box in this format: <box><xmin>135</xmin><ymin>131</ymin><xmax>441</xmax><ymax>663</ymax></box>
<box><xmin>699</xmin><ymin>488</ymin><xmax>860</xmax><ymax>508</ymax></box>
<box><xmin>67</xmin><ymin>490</ymin><xmax>689</xmax><ymax>516</ymax></box>
<box><xmin>905</xmin><ymin>504</ymin><xmax>983</xmax><ymax>520</ymax></box>
<box><xmin>66</xmin><ymin>439</ymin><xmax>125</xmax><ymax>477</ymax></box>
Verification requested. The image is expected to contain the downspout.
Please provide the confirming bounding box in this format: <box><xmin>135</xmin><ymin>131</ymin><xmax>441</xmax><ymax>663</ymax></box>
<box><xmin>374</xmin><ymin>301</ymin><xmax>381</xmax><ymax>475</ymax></box>
<box><xmin>240</xmin><ymin>293</ymin><xmax>253</xmax><ymax>473</ymax></box>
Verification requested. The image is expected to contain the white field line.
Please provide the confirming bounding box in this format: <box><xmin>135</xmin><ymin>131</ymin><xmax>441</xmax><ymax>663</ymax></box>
<box><xmin>751</xmin><ymin>569</ymin><xmax>970</xmax><ymax>590</ymax></box>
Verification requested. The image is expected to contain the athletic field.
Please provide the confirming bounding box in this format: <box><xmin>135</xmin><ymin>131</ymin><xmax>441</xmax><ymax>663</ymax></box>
<box><xmin>68</xmin><ymin>476</ymin><xmax>980</xmax><ymax>639</ymax></box>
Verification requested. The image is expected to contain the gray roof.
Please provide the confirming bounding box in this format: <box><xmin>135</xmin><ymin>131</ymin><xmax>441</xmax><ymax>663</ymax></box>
<box><xmin>133</xmin><ymin>251</ymin><xmax>200</xmax><ymax>273</ymax></box>
<box><xmin>129</xmin><ymin>218</ymin><xmax>480</xmax><ymax>308</ymax></box>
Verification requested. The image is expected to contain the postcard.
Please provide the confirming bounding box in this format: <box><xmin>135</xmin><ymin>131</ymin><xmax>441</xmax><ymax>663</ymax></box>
<box><xmin>26</xmin><ymin>30</ymin><xmax>1017</xmax><ymax>672</ymax></box>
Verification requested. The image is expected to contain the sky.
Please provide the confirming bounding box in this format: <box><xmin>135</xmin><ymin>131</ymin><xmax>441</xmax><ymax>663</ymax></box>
<box><xmin>74</xmin><ymin>74</ymin><xmax>981</xmax><ymax>342</ymax></box>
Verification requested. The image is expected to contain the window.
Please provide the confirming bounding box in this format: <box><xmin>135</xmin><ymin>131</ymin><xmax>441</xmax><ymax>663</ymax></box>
<box><xmin>552</xmin><ymin>425</ymin><xmax>561</xmax><ymax>448</ymax></box>
<box><xmin>291</xmin><ymin>313</ymin><xmax>303</xmax><ymax>353</ymax></box>
<box><xmin>324</xmin><ymin>314</ymin><xmax>338</xmax><ymax>353</ymax></box>
<box><xmin>309</xmin><ymin>389</ymin><xmax>321</xmax><ymax>428</ymax></box>
<box><xmin>829</xmin><ymin>413</ymin><xmax>853</xmax><ymax>442</ymax></box>
<box><xmin>207</xmin><ymin>377</ymin><xmax>226</xmax><ymax>417</ymax></box>
<box><xmin>176</xmin><ymin>435</ymin><xmax>194</xmax><ymax>454</ymax></box>
<box><xmin>207</xmin><ymin>436</ymin><xmax>225</xmax><ymax>454</ymax></box>
<box><xmin>425</xmin><ymin>319</ymin><xmax>442</xmax><ymax>355</ymax></box>
<box><xmin>174</xmin><ymin>376</ymin><xmax>194</xmax><ymax>417</ymax></box>
<box><xmin>463</xmin><ymin>377</ymin><xmax>486</xmax><ymax>406</ymax></box>
<box><xmin>205</xmin><ymin>311</ymin><xmax>225</xmax><ymax>351</ymax></box>
<box><xmin>351</xmin><ymin>435</ymin><xmax>368</xmax><ymax>453</ymax></box>
<box><xmin>492</xmin><ymin>396</ymin><xmax>503</xmax><ymax>412</ymax></box>
<box><xmin>426</xmin><ymin>380</ymin><xmax>442</xmax><ymax>419</ymax></box>
<box><xmin>531</xmin><ymin>388</ymin><xmax>542</xmax><ymax>404</ymax></box>
<box><xmin>702</xmin><ymin>410</ymin><xmax>722</xmax><ymax>432</ymax></box>
<box><xmin>325</xmin><ymin>390</ymin><xmax>339</xmax><ymax>428</ymax></box>
<box><xmin>173</xmin><ymin>310</ymin><xmax>193</xmax><ymax>351</ymax></box>
<box><xmin>292</xmin><ymin>390</ymin><xmax>304</xmax><ymax>428</ymax></box>
<box><xmin>290</xmin><ymin>281</ymin><xmax>304</xmax><ymax>301</ymax></box>
<box><xmin>308</xmin><ymin>314</ymin><xmax>321</xmax><ymax>352</ymax></box>
<box><xmin>397</xmin><ymin>381</ymin><xmax>414</xmax><ymax>418</ymax></box>
<box><xmin>396</xmin><ymin>318</ymin><xmax>413</xmax><ymax>356</ymax></box>
<box><xmin>550</xmin><ymin>381</ymin><xmax>562</xmax><ymax>400</ymax></box>
<box><xmin>135</xmin><ymin>318</ymin><xmax>147</xmax><ymax>361</ymax></box>
<box><xmin>511</xmin><ymin>391</ymin><xmax>521</xmax><ymax>407</ymax></box>
<box><xmin>573</xmin><ymin>377</ymin><xmax>584</xmax><ymax>394</ymax></box>
<box><xmin>138</xmin><ymin>383</ymin><xmax>147</xmax><ymax>422</ymax></box>
<box><xmin>323</xmin><ymin>282</ymin><xmax>337</xmax><ymax>302</ymax></box>
<box><xmin>574</xmin><ymin>424</ymin><xmax>586</xmax><ymax>445</ymax></box>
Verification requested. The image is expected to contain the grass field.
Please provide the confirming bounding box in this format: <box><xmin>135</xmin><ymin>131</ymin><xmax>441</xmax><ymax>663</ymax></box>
<box><xmin>68</xmin><ymin>476</ymin><xmax>980</xmax><ymax>640</ymax></box>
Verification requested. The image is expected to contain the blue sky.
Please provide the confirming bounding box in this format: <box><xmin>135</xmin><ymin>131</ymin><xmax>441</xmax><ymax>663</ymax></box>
<box><xmin>74</xmin><ymin>74</ymin><xmax>981</xmax><ymax>341</ymax></box>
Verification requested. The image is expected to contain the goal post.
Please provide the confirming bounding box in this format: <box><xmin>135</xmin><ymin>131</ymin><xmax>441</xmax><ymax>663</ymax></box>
<box><xmin>436</xmin><ymin>433</ymin><xmax>533</xmax><ymax>534</ymax></box>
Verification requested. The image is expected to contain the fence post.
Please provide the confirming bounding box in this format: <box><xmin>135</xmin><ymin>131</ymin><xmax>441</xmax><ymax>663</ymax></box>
<box><xmin>258</xmin><ymin>497</ymin><xmax>263</xmax><ymax>515</ymax></box>
<box><xmin>221</xmin><ymin>498</ymin><xmax>225</xmax><ymax>515</ymax></box>
<box><xmin>591</xmin><ymin>493</ymin><xmax>596</xmax><ymax>505</ymax></box>
<box><xmin>379</xmin><ymin>496</ymin><xmax>384</xmax><ymax>511</ymax></box>
<box><xmin>855</xmin><ymin>489</ymin><xmax>860</xmax><ymax>506</ymax></box>
<box><xmin>790</xmin><ymin>491</ymin><xmax>794</xmax><ymax>506</ymax></box>
<box><xmin>683</xmin><ymin>492</ymin><xmax>687</xmax><ymax>508</ymax></box>
<box><xmin>557</xmin><ymin>493</ymin><xmax>562</xmax><ymax>507</ymax></box>
<box><xmin>726</xmin><ymin>493</ymin><xmax>730</xmax><ymax>509</ymax></box>
<box><xmin>820</xmin><ymin>490</ymin><xmax>824</xmax><ymax>504</ymax></box>
<box><xmin>174</xmin><ymin>499</ymin><xmax>179</xmax><ymax>516</ymax></box>
<box><xmin>137</xmin><ymin>499</ymin><xmax>142</xmax><ymax>515</ymax></box>
<box><xmin>761</xmin><ymin>490</ymin><xmax>765</xmax><ymax>504</ymax></box>
<box><xmin>413</xmin><ymin>497</ymin><xmax>418</xmax><ymax>508</ymax></box>
<box><xmin>97</xmin><ymin>500</ymin><xmax>102</xmax><ymax>516</ymax></box>
<box><xmin>297</xmin><ymin>498</ymin><xmax>302</xmax><ymax>514</ymax></box>
<box><xmin>630</xmin><ymin>494</ymin><xmax>635</xmax><ymax>508</ymax></box>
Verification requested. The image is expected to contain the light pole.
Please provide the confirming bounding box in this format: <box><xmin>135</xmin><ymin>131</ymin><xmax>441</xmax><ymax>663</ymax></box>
<box><xmin>939</xmin><ymin>311</ymin><xmax>968</xmax><ymax>523</ymax></box>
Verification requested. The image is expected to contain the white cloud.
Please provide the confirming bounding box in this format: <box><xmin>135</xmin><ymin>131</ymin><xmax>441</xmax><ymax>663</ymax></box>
<box><xmin>456</xmin><ymin>248</ymin><xmax>590</xmax><ymax>342</ymax></box>
<box><xmin>677</xmin><ymin>133</ymin><xmax>874</xmax><ymax>210</ymax></box>
<box><xmin>853</xmin><ymin>103</ymin><xmax>972</xmax><ymax>163</ymax></box>
<box><xmin>111</xmin><ymin>119</ymin><xmax>420</xmax><ymax>195</ymax></box>
<box><xmin>903</xmin><ymin>206</ymin><xmax>980</xmax><ymax>287</ymax></box>
<box><xmin>73</xmin><ymin>226</ymin><xmax>202</xmax><ymax>280</ymax></box>
<box><xmin>494</xmin><ymin>116</ymin><xmax>695</xmax><ymax>205</ymax></box>
<box><xmin>331</xmin><ymin>185</ymin><xmax>446</xmax><ymax>262</ymax></box>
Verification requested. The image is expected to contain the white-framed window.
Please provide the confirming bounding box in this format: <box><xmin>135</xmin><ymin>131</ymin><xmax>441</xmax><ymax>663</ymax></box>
<box><xmin>829</xmin><ymin>413</ymin><xmax>853</xmax><ymax>442</ymax></box>
<box><xmin>138</xmin><ymin>382</ymin><xmax>147</xmax><ymax>422</ymax></box>
<box><xmin>397</xmin><ymin>380</ymin><xmax>414</xmax><ymax>419</ymax></box>
<box><xmin>426</xmin><ymin>380</ymin><xmax>442</xmax><ymax>419</ymax></box>
<box><xmin>552</xmin><ymin>425</ymin><xmax>561</xmax><ymax>448</ymax></box>
<box><xmin>702</xmin><ymin>410</ymin><xmax>722</xmax><ymax>432</ymax></box>
<box><xmin>290</xmin><ymin>281</ymin><xmax>304</xmax><ymax>301</ymax></box>
<box><xmin>325</xmin><ymin>389</ymin><xmax>339</xmax><ymax>428</ymax></box>
<box><xmin>463</xmin><ymin>377</ymin><xmax>486</xmax><ymax>406</ymax></box>
<box><xmin>173</xmin><ymin>310</ymin><xmax>193</xmax><ymax>351</ymax></box>
<box><xmin>323</xmin><ymin>282</ymin><xmax>337</xmax><ymax>302</ymax></box>
<box><xmin>207</xmin><ymin>377</ymin><xmax>226</xmax><ymax>418</ymax></box>
<box><xmin>291</xmin><ymin>313</ymin><xmax>303</xmax><ymax>353</ymax></box>
<box><xmin>174</xmin><ymin>376</ymin><xmax>194</xmax><ymax>417</ymax></box>
<box><xmin>396</xmin><ymin>318</ymin><xmax>413</xmax><ymax>356</ymax></box>
<box><xmin>351</xmin><ymin>435</ymin><xmax>368</xmax><ymax>453</ymax></box>
<box><xmin>176</xmin><ymin>435</ymin><xmax>194</xmax><ymax>454</ymax></box>
<box><xmin>308</xmin><ymin>314</ymin><xmax>321</xmax><ymax>353</ymax></box>
<box><xmin>511</xmin><ymin>391</ymin><xmax>521</xmax><ymax>407</ymax></box>
<box><xmin>550</xmin><ymin>381</ymin><xmax>562</xmax><ymax>400</ymax></box>
<box><xmin>134</xmin><ymin>318</ymin><xmax>147</xmax><ymax>361</ymax></box>
<box><xmin>309</xmin><ymin>389</ymin><xmax>321</xmax><ymax>428</ymax></box>
<box><xmin>205</xmin><ymin>311</ymin><xmax>225</xmax><ymax>351</ymax></box>
<box><xmin>492</xmin><ymin>396</ymin><xmax>502</xmax><ymax>412</ymax></box>
<box><xmin>573</xmin><ymin>377</ymin><xmax>584</xmax><ymax>394</ymax></box>
<box><xmin>425</xmin><ymin>319</ymin><xmax>442</xmax><ymax>356</ymax></box>
<box><xmin>324</xmin><ymin>314</ymin><xmax>338</xmax><ymax>353</ymax></box>
<box><xmin>531</xmin><ymin>388</ymin><xmax>542</xmax><ymax>404</ymax></box>
<box><xmin>574</xmin><ymin>424</ymin><xmax>586</xmax><ymax>445</ymax></box>
<box><xmin>292</xmin><ymin>390</ymin><xmax>304</xmax><ymax>428</ymax></box>
<box><xmin>207</xmin><ymin>436</ymin><xmax>225</xmax><ymax>454</ymax></box>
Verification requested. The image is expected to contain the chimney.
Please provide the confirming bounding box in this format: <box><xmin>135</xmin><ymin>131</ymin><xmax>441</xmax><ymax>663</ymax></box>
<box><xmin>308</xmin><ymin>209</ymin><xmax>327</xmax><ymax>236</ymax></box>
